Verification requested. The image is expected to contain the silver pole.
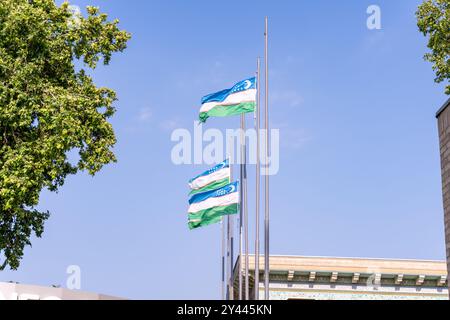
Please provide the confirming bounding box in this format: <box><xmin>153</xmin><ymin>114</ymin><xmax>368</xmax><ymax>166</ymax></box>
<box><xmin>226</xmin><ymin>215</ymin><xmax>231</xmax><ymax>299</ymax></box>
<box><xmin>238</xmin><ymin>115</ymin><xmax>245</xmax><ymax>300</ymax></box>
<box><xmin>254</xmin><ymin>57</ymin><xmax>261</xmax><ymax>300</ymax></box>
<box><xmin>263</xmin><ymin>16</ymin><xmax>270</xmax><ymax>300</ymax></box>
<box><xmin>244</xmin><ymin>116</ymin><xmax>249</xmax><ymax>300</ymax></box>
<box><xmin>228</xmin><ymin>161</ymin><xmax>234</xmax><ymax>300</ymax></box>
<box><xmin>226</xmin><ymin>177</ymin><xmax>230</xmax><ymax>300</ymax></box>
<box><xmin>229</xmin><ymin>216</ymin><xmax>234</xmax><ymax>300</ymax></box>
<box><xmin>221</xmin><ymin>217</ymin><xmax>225</xmax><ymax>300</ymax></box>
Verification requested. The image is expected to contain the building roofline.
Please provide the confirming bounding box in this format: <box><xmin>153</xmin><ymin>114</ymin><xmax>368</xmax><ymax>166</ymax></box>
<box><xmin>436</xmin><ymin>97</ymin><xmax>450</xmax><ymax>118</ymax></box>
<box><xmin>0</xmin><ymin>282</ymin><xmax>125</xmax><ymax>300</ymax></box>
<box><xmin>235</xmin><ymin>254</ymin><xmax>447</xmax><ymax>278</ymax></box>
<box><xmin>235</xmin><ymin>255</ymin><xmax>447</xmax><ymax>276</ymax></box>
<box><xmin>233</xmin><ymin>255</ymin><xmax>448</xmax><ymax>298</ymax></box>
<box><xmin>258</xmin><ymin>254</ymin><xmax>446</xmax><ymax>264</ymax></box>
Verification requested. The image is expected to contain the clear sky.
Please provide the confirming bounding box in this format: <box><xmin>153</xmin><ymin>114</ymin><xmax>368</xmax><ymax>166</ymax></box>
<box><xmin>0</xmin><ymin>0</ymin><xmax>448</xmax><ymax>299</ymax></box>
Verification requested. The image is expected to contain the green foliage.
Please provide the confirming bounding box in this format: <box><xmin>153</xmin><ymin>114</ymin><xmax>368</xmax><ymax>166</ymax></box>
<box><xmin>417</xmin><ymin>0</ymin><xmax>450</xmax><ymax>95</ymax></box>
<box><xmin>0</xmin><ymin>0</ymin><xmax>130</xmax><ymax>270</ymax></box>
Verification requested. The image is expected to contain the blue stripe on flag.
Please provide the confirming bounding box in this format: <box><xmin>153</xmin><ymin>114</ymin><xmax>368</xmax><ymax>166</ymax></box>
<box><xmin>201</xmin><ymin>77</ymin><xmax>256</xmax><ymax>104</ymax></box>
<box><xmin>188</xmin><ymin>181</ymin><xmax>239</xmax><ymax>205</ymax></box>
<box><xmin>189</xmin><ymin>159</ymin><xmax>229</xmax><ymax>183</ymax></box>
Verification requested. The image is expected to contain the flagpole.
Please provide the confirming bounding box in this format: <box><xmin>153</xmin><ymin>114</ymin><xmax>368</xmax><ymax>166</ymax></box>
<box><xmin>228</xmin><ymin>160</ymin><xmax>234</xmax><ymax>300</ymax></box>
<box><xmin>263</xmin><ymin>16</ymin><xmax>270</xmax><ymax>300</ymax></box>
<box><xmin>254</xmin><ymin>57</ymin><xmax>261</xmax><ymax>300</ymax></box>
<box><xmin>222</xmin><ymin>159</ymin><xmax>230</xmax><ymax>300</ymax></box>
<box><xmin>244</xmin><ymin>123</ymin><xmax>249</xmax><ymax>301</ymax></box>
<box><xmin>221</xmin><ymin>217</ymin><xmax>225</xmax><ymax>300</ymax></box>
<box><xmin>226</xmin><ymin>217</ymin><xmax>230</xmax><ymax>298</ymax></box>
<box><xmin>238</xmin><ymin>115</ymin><xmax>245</xmax><ymax>300</ymax></box>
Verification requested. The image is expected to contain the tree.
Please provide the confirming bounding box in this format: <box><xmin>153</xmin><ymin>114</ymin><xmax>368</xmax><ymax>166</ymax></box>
<box><xmin>417</xmin><ymin>0</ymin><xmax>450</xmax><ymax>95</ymax></box>
<box><xmin>0</xmin><ymin>0</ymin><xmax>130</xmax><ymax>270</ymax></box>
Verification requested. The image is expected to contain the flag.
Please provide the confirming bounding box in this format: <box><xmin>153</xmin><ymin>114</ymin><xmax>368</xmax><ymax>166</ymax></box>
<box><xmin>188</xmin><ymin>181</ymin><xmax>239</xmax><ymax>230</ymax></box>
<box><xmin>199</xmin><ymin>77</ymin><xmax>256</xmax><ymax>123</ymax></box>
<box><xmin>188</xmin><ymin>159</ymin><xmax>230</xmax><ymax>196</ymax></box>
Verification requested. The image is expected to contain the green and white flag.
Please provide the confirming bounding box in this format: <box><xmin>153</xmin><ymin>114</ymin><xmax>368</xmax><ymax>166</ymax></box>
<box><xmin>188</xmin><ymin>159</ymin><xmax>230</xmax><ymax>196</ymax></box>
<box><xmin>199</xmin><ymin>77</ymin><xmax>256</xmax><ymax>123</ymax></box>
<box><xmin>188</xmin><ymin>181</ymin><xmax>239</xmax><ymax>230</ymax></box>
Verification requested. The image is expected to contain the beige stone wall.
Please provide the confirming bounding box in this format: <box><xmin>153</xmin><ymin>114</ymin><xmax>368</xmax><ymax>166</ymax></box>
<box><xmin>437</xmin><ymin>100</ymin><xmax>450</xmax><ymax>293</ymax></box>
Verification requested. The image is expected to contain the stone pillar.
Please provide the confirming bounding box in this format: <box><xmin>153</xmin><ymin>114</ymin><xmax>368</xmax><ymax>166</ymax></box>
<box><xmin>436</xmin><ymin>98</ymin><xmax>450</xmax><ymax>293</ymax></box>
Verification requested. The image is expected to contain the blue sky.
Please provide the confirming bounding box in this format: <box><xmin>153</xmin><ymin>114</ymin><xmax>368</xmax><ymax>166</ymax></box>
<box><xmin>0</xmin><ymin>0</ymin><xmax>448</xmax><ymax>299</ymax></box>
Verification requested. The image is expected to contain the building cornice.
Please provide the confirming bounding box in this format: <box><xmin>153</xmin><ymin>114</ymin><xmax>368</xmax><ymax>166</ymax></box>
<box><xmin>235</xmin><ymin>255</ymin><xmax>447</xmax><ymax>289</ymax></box>
<box><xmin>436</xmin><ymin>97</ymin><xmax>450</xmax><ymax>118</ymax></box>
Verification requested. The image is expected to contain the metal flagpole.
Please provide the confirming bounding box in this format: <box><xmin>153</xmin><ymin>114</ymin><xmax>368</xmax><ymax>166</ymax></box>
<box><xmin>222</xmin><ymin>157</ymin><xmax>231</xmax><ymax>300</ymax></box>
<box><xmin>263</xmin><ymin>16</ymin><xmax>270</xmax><ymax>300</ymax></box>
<box><xmin>221</xmin><ymin>217</ymin><xmax>225</xmax><ymax>300</ymax></box>
<box><xmin>226</xmin><ymin>219</ymin><xmax>230</xmax><ymax>298</ymax></box>
<box><xmin>227</xmin><ymin>215</ymin><xmax>231</xmax><ymax>299</ymax></box>
<box><xmin>227</xmin><ymin>158</ymin><xmax>234</xmax><ymax>300</ymax></box>
<box><xmin>244</xmin><ymin>122</ymin><xmax>249</xmax><ymax>300</ymax></box>
<box><xmin>238</xmin><ymin>115</ymin><xmax>245</xmax><ymax>300</ymax></box>
<box><xmin>229</xmin><ymin>215</ymin><xmax>234</xmax><ymax>300</ymax></box>
<box><xmin>254</xmin><ymin>57</ymin><xmax>261</xmax><ymax>300</ymax></box>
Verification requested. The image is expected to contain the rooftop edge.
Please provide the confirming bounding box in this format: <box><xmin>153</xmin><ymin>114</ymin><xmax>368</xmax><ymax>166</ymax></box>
<box><xmin>435</xmin><ymin>97</ymin><xmax>450</xmax><ymax>118</ymax></box>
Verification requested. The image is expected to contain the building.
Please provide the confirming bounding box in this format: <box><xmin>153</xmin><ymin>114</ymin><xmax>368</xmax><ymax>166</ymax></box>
<box><xmin>0</xmin><ymin>282</ymin><xmax>124</xmax><ymax>300</ymax></box>
<box><xmin>234</xmin><ymin>255</ymin><xmax>448</xmax><ymax>300</ymax></box>
<box><xmin>436</xmin><ymin>97</ymin><xmax>450</xmax><ymax>292</ymax></box>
